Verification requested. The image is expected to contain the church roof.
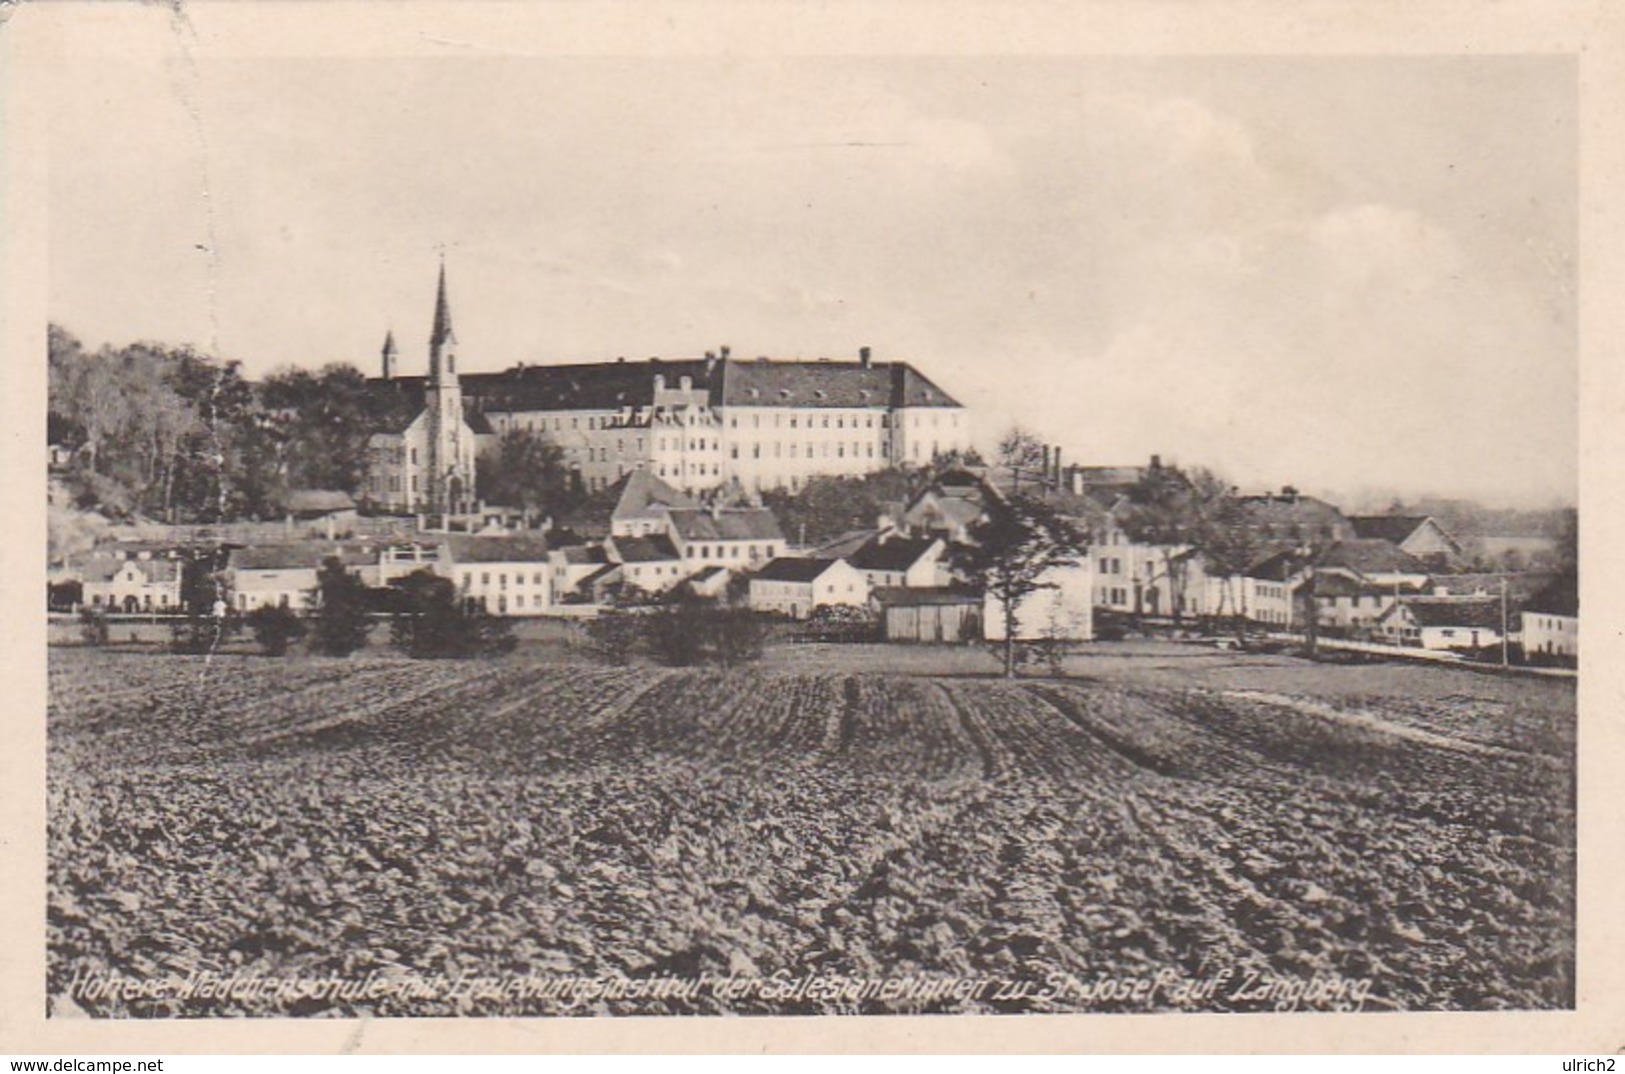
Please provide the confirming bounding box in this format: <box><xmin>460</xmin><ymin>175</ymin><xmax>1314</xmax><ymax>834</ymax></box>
<box><xmin>431</xmin><ymin>261</ymin><xmax>455</xmax><ymax>348</ymax></box>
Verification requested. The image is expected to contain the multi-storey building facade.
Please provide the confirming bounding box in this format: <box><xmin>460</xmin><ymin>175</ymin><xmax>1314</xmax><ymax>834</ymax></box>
<box><xmin>372</xmin><ymin>338</ymin><xmax>969</xmax><ymax>498</ymax></box>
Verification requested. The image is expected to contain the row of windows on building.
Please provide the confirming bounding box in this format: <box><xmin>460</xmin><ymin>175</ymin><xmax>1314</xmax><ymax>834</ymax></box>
<box><xmin>499</xmin><ymin>408</ymin><xmax>961</xmax><ymax>435</ymax></box>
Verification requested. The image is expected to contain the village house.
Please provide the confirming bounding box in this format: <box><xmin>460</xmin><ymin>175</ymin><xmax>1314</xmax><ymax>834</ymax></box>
<box><xmin>846</xmin><ymin>534</ymin><xmax>947</xmax><ymax>589</ymax></box>
<box><xmin>283</xmin><ymin>490</ymin><xmax>359</xmax><ymax>539</ymax></box>
<box><xmin>227</xmin><ymin>544</ymin><xmax>379</xmax><ymax>612</ymax></box>
<box><xmin>748</xmin><ymin>557</ymin><xmax>869</xmax><ymax>619</ymax></box>
<box><xmin>1520</xmin><ymin>572</ymin><xmax>1577</xmax><ymax>663</ymax></box>
<box><xmin>548</xmin><ymin>544</ymin><xmax>613</xmax><ymax>603</ymax></box>
<box><xmin>665</xmin><ymin>506</ymin><xmax>786</xmax><ymax>573</ymax></box>
<box><xmin>603</xmin><ymin>534</ymin><xmax>688</xmax><ymax>594</ymax></box>
<box><xmin>1376</xmin><ymin>596</ymin><xmax>1505</xmax><ymax>652</ymax></box>
<box><xmin>438</xmin><ymin>535</ymin><xmax>553</xmax><ymax>616</ymax></box>
<box><xmin>81</xmin><ymin>555</ymin><xmax>184</xmax><ymax>613</ymax></box>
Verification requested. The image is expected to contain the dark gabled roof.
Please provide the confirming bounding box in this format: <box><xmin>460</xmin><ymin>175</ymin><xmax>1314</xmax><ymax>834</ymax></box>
<box><xmin>1316</xmin><ymin>539</ymin><xmax>1429</xmax><ymax>575</ymax></box>
<box><xmin>284</xmin><ymin>489</ymin><xmax>356</xmax><ymax>513</ymax></box>
<box><xmin>690</xmin><ymin>566</ymin><xmax>727</xmax><ymax>582</ymax></box>
<box><xmin>372</xmin><ymin>356</ymin><xmax>962</xmax><ymax>415</ymax></box>
<box><xmin>580</xmin><ymin>563</ymin><xmax>622</xmax><ymax>588</ymax></box>
<box><xmin>1312</xmin><ymin>573</ymin><xmax>1388</xmax><ymax>598</ymax></box>
<box><xmin>753</xmin><ymin>557</ymin><xmax>843</xmax><ymax>583</ymax></box>
<box><xmin>813</xmin><ymin>528</ymin><xmax>882</xmax><ymax>559</ymax></box>
<box><xmin>870</xmin><ymin>585</ymin><xmax>979</xmax><ymax>607</ymax></box>
<box><xmin>230</xmin><ymin>543</ymin><xmax>375</xmax><ymax>571</ymax></box>
<box><xmin>1524</xmin><ymin>571</ymin><xmax>1578</xmax><ymax>617</ymax></box>
<box><xmin>1395</xmin><ymin>597</ymin><xmax>1504</xmax><ymax>630</ymax></box>
<box><xmin>440</xmin><ymin>534</ymin><xmax>551</xmax><ymax>564</ymax></box>
<box><xmin>848</xmin><ymin>535</ymin><xmax>940</xmax><ymax>572</ymax></box>
<box><xmin>1244</xmin><ymin>550</ymin><xmax>1303</xmax><ymax>581</ymax></box>
<box><xmin>555</xmin><ymin>544</ymin><xmax>609</xmax><ymax>566</ymax></box>
<box><xmin>666</xmin><ymin>507</ymin><xmax>784</xmax><ymax>543</ymax></box>
<box><xmin>362</xmin><ymin>380</ymin><xmax>491</xmax><ymax>437</ymax></box>
<box><xmin>612</xmin><ymin>534</ymin><xmax>681</xmax><ymax>563</ymax></box>
<box><xmin>1347</xmin><ymin>515</ymin><xmax>1432</xmax><ymax>544</ymax></box>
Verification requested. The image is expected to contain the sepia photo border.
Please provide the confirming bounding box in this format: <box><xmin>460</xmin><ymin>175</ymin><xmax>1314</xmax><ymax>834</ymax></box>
<box><xmin>3</xmin><ymin>0</ymin><xmax>1621</xmax><ymax>1054</ymax></box>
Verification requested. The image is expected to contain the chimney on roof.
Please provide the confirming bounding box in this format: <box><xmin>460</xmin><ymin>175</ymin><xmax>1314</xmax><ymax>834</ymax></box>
<box><xmin>1053</xmin><ymin>446</ymin><xmax>1062</xmax><ymax>489</ymax></box>
<box><xmin>859</xmin><ymin>345</ymin><xmax>872</xmax><ymax>369</ymax></box>
<box><xmin>653</xmin><ymin>373</ymin><xmax>666</xmax><ymax>392</ymax></box>
<box><xmin>720</xmin><ymin>344</ymin><xmax>731</xmax><ymax>360</ymax></box>
<box><xmin>1282</xmin><ymin>485</ymin><xmax>1299</xmax><ymax>503</ymax></box>
<box><xmin>1150</xmin><ymin>454</ymin><xmax>1162</xmax><ymax>470</ymax></box>
<box><xmin>1042</xmin><ymin>444</ymin><xmax>1052</xmax><ymax>485</ymax></box>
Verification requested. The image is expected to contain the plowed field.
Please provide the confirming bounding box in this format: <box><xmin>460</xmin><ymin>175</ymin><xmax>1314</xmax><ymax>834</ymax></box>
<box><xmin>47</xmin><ymin>649</ymin><xmax>1574</xmax><ymax>1016</ymax></box>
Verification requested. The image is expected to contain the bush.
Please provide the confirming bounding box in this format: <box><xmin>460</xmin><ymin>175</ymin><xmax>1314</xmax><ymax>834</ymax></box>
<box><xmin>246</xmin><ymin>605</ymin><xmax>306</xmax><ymax>656</ymax></box>
<box><xmin>644</xmin><ymin>599</ymin><xmax>769</xmax><ymax>668</ymax></box>
<box><xmin>710</xmin><ymin>607</ymin><xmax>767</xmax><ymax>668</ymax></box>
<box><xmin>309</xmin><ymin>558</ymin><xmax>373</xmax><ymax>657</ymax></box>
<box><xmin>169</xmin><ymin>614</ymin><xmax>233</xmax><ymax>655</ymax></box>
<box><xmin>388</xmin><ymin>569</ymin><xmax>515</xmax><ymax>659</ymax></box>
<box><xmin>78</xmin><ymin>606</ymin><xmax>109</xmax><ymax>647</ymax></box>
<box><xmin>582</xmin><ymin>612</ymin><xmax>641</xmax><ymax>666</ymax></box>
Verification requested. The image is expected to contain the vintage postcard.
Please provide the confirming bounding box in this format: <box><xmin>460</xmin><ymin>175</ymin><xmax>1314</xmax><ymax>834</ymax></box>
<box><xmin>3</xmin><ymin>0</ymin><xmax>1622</xmax><ymax>1055</ymax></box>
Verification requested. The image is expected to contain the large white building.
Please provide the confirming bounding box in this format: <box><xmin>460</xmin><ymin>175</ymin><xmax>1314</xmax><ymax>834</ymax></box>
<box><xmin>371</xmin><ymin>337</ymin><xmax>970</xmax><ymax>497</ymax></box>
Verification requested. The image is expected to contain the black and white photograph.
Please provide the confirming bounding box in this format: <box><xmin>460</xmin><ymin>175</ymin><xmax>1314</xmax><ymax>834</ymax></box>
<box><xmin>11</xmin><ymin>0</ymin><xmax>1617</xmax><ymax>1050</ymax></box>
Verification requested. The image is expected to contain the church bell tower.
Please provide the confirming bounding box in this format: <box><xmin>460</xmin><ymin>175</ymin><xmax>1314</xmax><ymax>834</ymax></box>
<box><xmin>426</xmin><ymin>260</ymin><xmax>467</xmax><ymax>514</ymax></box>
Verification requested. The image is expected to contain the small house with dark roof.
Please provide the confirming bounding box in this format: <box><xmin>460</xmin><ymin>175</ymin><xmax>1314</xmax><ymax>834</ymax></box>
<box><xmin>1376</xmin><ymin>596</ymin><xmax>1506</xmax><ymax>651</ymax></box>
<box><xmin>847</xmin><ymin>534</ymin><xmax>946</xmax><ymax>589</ymax></box>
<box><xmin>605</xmin><ymin>533</ymin><xmax>688</xmax><ymax>593</ymax></box>
<box><xmin>665</xmin><ymin>506</ymin><xmax>786</xmax><ymax>572</ymax></box>
<box><xmin>748</xmin><ymin>557</ymin><xmax>868</xmax><ymax>619</ymax></box>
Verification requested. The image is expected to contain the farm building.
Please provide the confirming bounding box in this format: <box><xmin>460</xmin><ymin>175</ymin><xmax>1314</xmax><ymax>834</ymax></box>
<box><xmin>1376</xmin><ymin>597</ymin><xmax>1505</xmax><ymax>652</ymax></box>
<box><xmin>749</xmin><ymin>557</ymin><xmax>869</xmax><ymax>619</ymax></box>
<box><xmin>685</xmin><ymin>566</ymin><xmax>732</xmax><ymax>600</ymax></box>
<box><xmin>847</xmin><ymin>535</ymin><xmax>947</xmax><ymax>589</ymax></box>
<box><xmin>870</xmin><ymin>586</ymin><xmax>981</xmax><ymax>643</ymax></box>
<box><xmin>1521</xmin><ymin>572</ymin><xmax>1577</xmax><ymax>663</ymax></box>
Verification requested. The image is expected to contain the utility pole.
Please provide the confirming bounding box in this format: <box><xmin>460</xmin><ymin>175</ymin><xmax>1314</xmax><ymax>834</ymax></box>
<box><xmin>1500</xmin><ymin>575</ymin><xmax>1510</xmax><ymax>668</ymax></box>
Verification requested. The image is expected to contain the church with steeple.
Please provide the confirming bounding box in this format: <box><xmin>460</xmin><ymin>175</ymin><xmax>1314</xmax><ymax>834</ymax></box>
<box><xmin>363</xmin><ymin>263</ymin><xmax>488</xmax><ymax>514</ymax></box>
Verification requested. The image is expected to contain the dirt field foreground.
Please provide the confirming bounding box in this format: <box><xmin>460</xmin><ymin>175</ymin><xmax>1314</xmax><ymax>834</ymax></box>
<box><xmin>46</xmin><ymin>644</ymin><xmax>1575</xmax><ymax>1016</ymax></box>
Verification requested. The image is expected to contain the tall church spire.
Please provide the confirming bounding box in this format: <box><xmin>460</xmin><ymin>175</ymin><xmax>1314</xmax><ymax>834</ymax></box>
<box><xmin>380</xmin><ymin>329</ymin><xmax>398</xmax><ymax>379</ymax></box>
<box><xmin>430</xmin><ymin>257</ymin><xmax>456</xmax><ymax>350</ymax></box>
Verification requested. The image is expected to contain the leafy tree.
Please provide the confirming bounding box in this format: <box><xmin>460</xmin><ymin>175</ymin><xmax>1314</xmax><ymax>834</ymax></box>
<box><xmin>309</xmin><ymin>557</ymin><xmax>373</xmax><ymax>656</ymax></box>
<box><xmin>759</xmin><ymin>468</ymin><xmax>916</xmax><ymax>547</ymax></box>
<box><xmin>1186</xmin><ymin>468</ymin><xmax>1263</xmax><ymax>637</ymax></box>
<box><xmin>388</xmin><ymin>569</ymin><xmax>515</xmax><ymax>658</ymax></box>
<box><xmin>951</xmin><ymin>493</ymin><xmax>1088</xmax><ymax>678</ymax></box>
<box><xmin>247</xmin><ymin>604</ymin><xmax>307</xmax><ymax>656</ymax></box>
<box><xmin>996</xmin><ymin>426</ymin><xmax>1047</xmax><ymax>496</ymax></box>
<box><xmin>475</xmin><ymin>427</ymin><xmax>579</xmax><ymax>524</ymax></box>
<box><xmin>260</xmin><ymin>363</ymin><xmax>398</xmax><ymax>499</ymax></box>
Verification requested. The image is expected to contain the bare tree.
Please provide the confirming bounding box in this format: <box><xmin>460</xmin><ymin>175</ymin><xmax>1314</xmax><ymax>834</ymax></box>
<box><xmin>996</xmin><ymin>426</ymin><xmax>1046</xmax><ymax>496</ymax></box>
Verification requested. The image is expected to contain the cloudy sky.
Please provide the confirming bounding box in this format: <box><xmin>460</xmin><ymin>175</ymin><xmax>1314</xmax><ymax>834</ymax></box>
<box><xmin>45</xmin><ymin>33</ymin><xmax>1576</xmax><ymax>507</ymax></box>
